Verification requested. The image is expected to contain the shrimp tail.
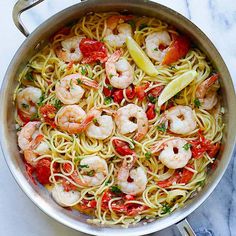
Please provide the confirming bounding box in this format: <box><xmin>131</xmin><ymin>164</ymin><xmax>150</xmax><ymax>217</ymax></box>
<box><xmin>107</xmin><ymin>50</ymin><xmax>122</xmax><ymax>63</ymax></box>
<box><xmin>80</xmin><ymin>76</ymin><xmax>99</xmax><ymax>89</ymax></box>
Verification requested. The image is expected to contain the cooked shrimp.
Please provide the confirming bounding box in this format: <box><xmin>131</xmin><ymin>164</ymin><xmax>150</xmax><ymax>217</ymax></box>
<box><xmin>17</xmin><ymin>86</ymin><xmax>42</xmax><ymax>117</ymax></box>
<box><xmin>105</xmin><ymin>50</ymin><xmax>134</xmax><ymax>89</ymax></box>
<box><xmin>165</xmin><ymin>105</ymin><xmax>197</xmax><ymax>134</ymax></box>
<box><xmin>55</xmin><ymin>73</ymin><xmax>99</xmax><ymax>104</ymax></box>
<box><xmin>157</xmin><ymin>138</ymin><xmax>192</xmax><ymax>169</ymax></box>
<box><xmin>56</xmin><ymin>36</ymin><xmax>84</xmax><ymax>62</ymax></box>
<box><xmin>18</xmin><ymin>121</ymin><xmax>50</xmax><ymax>166</ymax></box>
<box><xmin>117</xmin><ymin>160</ymin><xmax>147</xmax><ymax>195</ymax></box>
<box><xmin>145</xmin><ymin>31</ymin><xmax>171</xmax><ymax>62</ymax></box>
<box><xmin>196</xmin><ymin>74</ymin><xmax>219</xmax><ymax>110</ymax></box>
<box><xmin>114</xmin><ymin>104</ymin><xmax>148</xmax><ymax>141</ymax></box>
<box><xmin>104</xmin><ymin>15</ymin><xmax>132</xmax><ymax>48</ymax></box>
<box><xmin>55</xmin><ymin>105</ymin><xmax>101</xmax><ymax>134</ymax></box>
<box><xmin>86</xmin><ymin>115</ymin><xmax>114</xmax><ymax>140</ymax></box>
<box><xmin>51</xmin><ymin>184</ymin><xmax>80</xmax><ymax>207</ymax></box>
<box><xmin>80</xmin><ymin>156</ymin><xmax>108</xmax><ymax>186</ymax></box>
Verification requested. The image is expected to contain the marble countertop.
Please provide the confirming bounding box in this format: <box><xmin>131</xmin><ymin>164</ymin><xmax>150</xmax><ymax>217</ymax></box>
<box><xmin>0</xmin><ymin>0</ymin><xmax>235</xmax><ymax>236</ymax></box>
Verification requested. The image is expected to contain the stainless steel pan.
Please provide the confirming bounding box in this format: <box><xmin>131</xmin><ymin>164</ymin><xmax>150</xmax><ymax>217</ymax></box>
<box><xmin>1</xmin><ymin>0</ymin><xmax>236</xmax><ymax>235</ymax></box>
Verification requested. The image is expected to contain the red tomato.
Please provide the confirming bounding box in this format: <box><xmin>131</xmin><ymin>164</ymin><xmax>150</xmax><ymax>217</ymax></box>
<box><xmin>127</xmin><ymin>204</ymin><xmax>148</xmax><ymax>216</ymax></box>
<box><xmin>162</xmin><ymin>35</ymin><xmax>190</xmax><ymax>65</ymax></box>
<box><xmin>80</xmin><ymin>199</ymin><xmax>97</xmax><ymax>210</ymax></box>
<box><xmin>160</xmin><ymin>101</ymin><xmax>174</xmax><ymax>112</ymax></box>
<box><xmin>18</xmin><ymin>110</ymin><xmax>32</xmax><ymax>124</ymax></box>
<box><xmin>125</xmin><ymin>85</ymin><xmax>136</xmax><ymax>100</ymax></box>
<box><xmin>103</xmin><ymin>86</ymin><xmax>113</xmax><ymax>97</ymax></box>
<box><xmin>113</xmin><ymin>89</ymin><xmax>124</xmax><ymax>104</ymax></box>
<box><xmin>62</xmin><ymin>178</ymin><xmax>78</xmax><ymax>192</ymax></box>
<box><xmin>79</xmin><ymin>38</ymin><xmax>108</xmax><ymax>64</ymax></box>
<box><xmin>39</xmin><ymin>104</ymin><xmax>57</xmax><ymax>128</ymax></box>
<box><xmin>111</xmin><ymin>204</ymin><xmax>127</xmax><ymax>213</ymax></box>
<box><xmin>207</xmin><ymin>143</ymin><xmax>220</xmax><ymax>158</ymax></box>
<box><xmin>101</xmin><ymin>190</ymin><xmax>113</xmax><ymax>209</ymax></box>
<box><xmin>135</xmin><ymin>85</ymin><xmax>146</xmax><ymax>101</ymax></box>
<box><xmin>125</xmin><ymin>194</ymin><xmax>135</xmax><ymax>201</ymax></box>
<box><xmin>179</xmin><ymin>164</ymin><xmax>194</xmax><ymax>184</ymax></box>
<box><xmin>146</xmin><ymin>103</ymin><xmax>156</xmax><ymax>120</ymax></box>
<box><xmin>25</xmin><ymin>162</ymin><xmax>36</xmax><ymax>185</ymax></box>
<box><xmin>148</xmin><ymin>85</ymin><xmax>165</xmax><ymax>98</ymax></box>
<box><xmin>157</xmin><ymin>172</ymin><xmax>181</xmax><ymax>188</ymax></box>
<box><xmin>190</xmin><ymin>131</ymin><xmax>220</xmax><ymax>159</ymax></box>
<box><xmin>35</xmin><ymin>159</ymin><xmax>52</xmax><ymax>185</ymax></box>
<box><xmin>112</xmin><ymin>139</ymin><xmax>134</xmax><ymax>156</ymax></box>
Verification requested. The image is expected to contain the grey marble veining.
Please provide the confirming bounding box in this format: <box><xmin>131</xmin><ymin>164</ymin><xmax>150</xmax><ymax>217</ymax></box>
<box><xmin>0</xmin><ymin>0</ymin><xmax>235</xmax><ymax>236</ymax></box>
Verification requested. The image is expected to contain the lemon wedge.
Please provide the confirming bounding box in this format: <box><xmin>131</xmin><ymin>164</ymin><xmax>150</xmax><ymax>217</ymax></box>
<box><xmin>126</xmin><ymin>36</ymin><xmax>158</xmax><ymax>77</ymax></box>
<box><xmin>158</xmin><ymin>70</ymin><xmax>197</xmax><ymax>106</ymax></box>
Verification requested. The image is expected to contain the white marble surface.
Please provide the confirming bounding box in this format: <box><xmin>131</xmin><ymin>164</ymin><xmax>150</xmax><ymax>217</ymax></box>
<box><xmin>0</xmin><ymin>0</ymin><xmax>236</xmax><ymax>236</ymax></box>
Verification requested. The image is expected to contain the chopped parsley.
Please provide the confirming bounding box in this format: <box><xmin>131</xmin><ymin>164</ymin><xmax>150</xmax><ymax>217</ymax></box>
<box><xmin>25</xmin><ymin>72</ymin><xmax>34</xmax><ymax>82</ymax></box>
<box><xmin>107</xmin><ymin>84</ymin><xmax>113</xmax><ymax>90</ymax></box>
<box><xmin>93</xmin><ymin>118</ymin><xmax>98</xmax><ymax>124</ymax></box>
<box><xmin>145</xmin><ymin>152</ymin><xmax>152</xmax><ymax>160</ymax></box>
<box><xmin>154</xmin><ymin>48</ymin><xmax>158</xmax><ymax>51</ymax></box>
<box><xmin>139</xmin><ymin>23</ymin><xmax>148</xmax><ymax>30</ymax></box>
<box><xmin>81</xmin><ymin>67</ymin><xmax>86</xmax><ymax>75</ymax></box>
<box><xmin>87</xmin><ymin>170</ymin><xmax>95</xmax><ymax>177</ymax></box>
<box><xmin>194</xmin><ymin>98</ymin><xmax>201</xmax><ymax>108</ymax></box>
<box><xmin>30</xmin><ymin>112</ymin><xmax>39</xmax><ymax>121</ymax></box>
<box><xmin>104</xmin><ymin>97</ymin><xmax>113</xmax><ymax>105</ymax></box>
<box><xmin>54</xmin><ymin>99</ymin><xmax>62</xmax><ymax>110</ymax></box>
<box><xmin>110</xmin><ymin>185</ymin><xmax>122</xmax><ymax>194</ymax></box>
<box><xmin>127</xmin><ymin>20</ymin><xmax>135</xmax><ymax>29</ymax></box>
<box><xmin>111</xmin><ymin>155</ymin><xmax>118</xmax><ymax>160</ymax></box>
<box><xmin>79</xmin><ymin>164</ymin><xmax>89</xmax><ymax>169</ymax></box>
<box><xmin>77</xmin><ymin>78</ymin><xmax>82</xmax><ymax>84</ymax></box>
<box><xmin>109</xmin><ymin>74</ymin><xmax>114</xmax><ymax>79</ymax></box>
<box><xmin>157</xmin><ymin>123</ymin><xmax>166</xmax><ymax>132</ymax></box>
<box><xmin>16</xmin><ymin>126</ymin><xmax>22</xmax><ymax>132</ymax></box>
<box><xmin>198</xmin><ymin>180</ymin><xmax>205</xmax><ymax>187</ymax></box>
<box><xmin>37</xmin><ymin>94</ymin><xmax>45</xmax><ymax>106</ymax></box>
<box><xmin>22</xmin><ymin>103</ymin><xmax>29</xmax><ymax>109</ymax></box>
<box><xmin>148</xmin><ymin>94</ymin><xmax>157</xmax><ymax>104</ymax></box>
<box><xmin>100</xmin><ymin>38</ymin><xmax>104</xmax><ymax>42</ymax></box>
<box><xmin>169</xmin><ymin>65</ymin><xmax>175</xmax><ymax>70</ymax></box>
<box><xmin>73</xmin><ymin>157</ymin><xmax>80</xmax><ymax>163</ymax></box>
<box><xmin>183</xmin><ymin>143</ymin><xmax>192</xmax><ymax>151</ymax></box>
<box><xmin>161</xmin><ymin>203</ymin><xmax>171</xmax><ymax>214</ymax></box>
<box><xmin>105</xmin><ymin>180</ymin><xmax>111</xmax><ymax>186</ymax></box>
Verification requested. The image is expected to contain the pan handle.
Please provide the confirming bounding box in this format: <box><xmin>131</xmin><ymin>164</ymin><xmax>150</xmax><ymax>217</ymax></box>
<box><xmin>176</xmin><ymin>218</ymin><xmax>196</xmax><ymax>236</ymax></box>
<box><xmin>12</xmin><ymin>0</ymin><xmax>45</xmax><ymax>37</ymax></box>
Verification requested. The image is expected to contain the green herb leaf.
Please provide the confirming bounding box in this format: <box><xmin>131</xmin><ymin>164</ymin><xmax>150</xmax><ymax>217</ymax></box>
<box><xmin>127</xmin><ymin>20</ymin><xmax>135</xmax><ymax>28</ymax></box>
<box><xmin>105</xmin><ymin>180</ymin><xmax>111</xmax><ymax>186</ymax></box>
<box><xmin>169</xmin><ymin>65</ymin><xmax>175</xmax><ymax>70</ymax></box>
<box><xmin>109</xmin><ymin>74</ymin><xmax>114</xmax><ymax>79</ymax></box>
<box><xmin>22</xmin><ymin>103</ymin><xmax>29</xmax><ymax>109</ymax></box>
<box><xmin>183</xmin><ymin>143</ymin><xmax>192</xmax><ymax>151</ymax></box>
<box><xmin>37</xmin><ymin>94</ymin><xmax>45</xmax><ymax>106</ymax></box>
<box><xmin>104</xmin><ymin>97</ymin><xmax>113</xmax><ymax>105</ymax></box>
<box><xmin>194</xmin><ymin>98</ymin><xmax>201</xmax><ymax>108</ymax></box>
<box><xmin>198</xmin><ymin>180</ymin><xmax>205</xmax><ymax>187</ymax></box>
<box><xmin>145</xmin><ymin>152</ymin><xmax>152</xmax><ymax>160</ymax></box>
<box><xmin>30</xmin><ymin>112</ymin><xmax>39</xmax><ymax>121</ymax></box>
<box><xmin>148</xmin><ymin>94</ymin><xmax>157</xmax><ymax>104</ymax></box>
<box><xmin>157</xmin><ymin>123</ymin><xmax>166</xmax><ymax>133</ymax></box>
<box><xmin>16</xmin><ymin>126</ymin><xmax>22</xmax><ymax>132</ymax></box>
<box><xmin>77</xmin><ymin>78</ymin><xmax>82</xmax><ymax>84</ymax></box>
<box><xmin>161</xmin><ymin>203</ymin><xmax>171</xmax><ymax>214</ymax></box>
<box><xmin>93</xmin><ymin>118</ymin><xmax>98</xmax><ymax>124</ymax></box>
<box><xmin>54</xmin><ymin>99</ymin><xmax>62</xmax><ymax>110</ymax></box>
<box><xmin>110</xmin><ymin>185</ymin><xmax>122</xmax><ymax>194</ymax></box>
<box><xmin>107</xmin><ymin>84</ymin><xmax>113</xmax><ymax>90</ymax></box>
<box><xmin>25</xmin><ymin>72</ymin><xmax>34</xmax><ymax>82</ymax></box>
<box><xmin>87</xmin><ymin>170</ymin><xmax>95</xmax><ymax>177</ymax></box>
<box><xmin>139</xmin><ymin>23</ymin><xmax>148</xmax><ymax>30</ymax></box>
<box><xmin>79</xmin><ymin>164</ymin><xmax>89</xmax><ymax>168</ymax></box>
<box><xmin>154</xmin><ymin>48</ymin><xmax>158</xmax><ymax>51</ymax></box>
<box><xmin>81</xmin><ymin>68</ymin><xmax>86</xmax><ymax>76</ymax></box>
<box><xmin>74</xmin><ymin>157</ymin><xmax>80</xmax><ymax>163</ymax></box>
<box><xmin>100</xmin><ymin>38</ymin><xmax>104</xmax><ymax>42</ymax></box>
